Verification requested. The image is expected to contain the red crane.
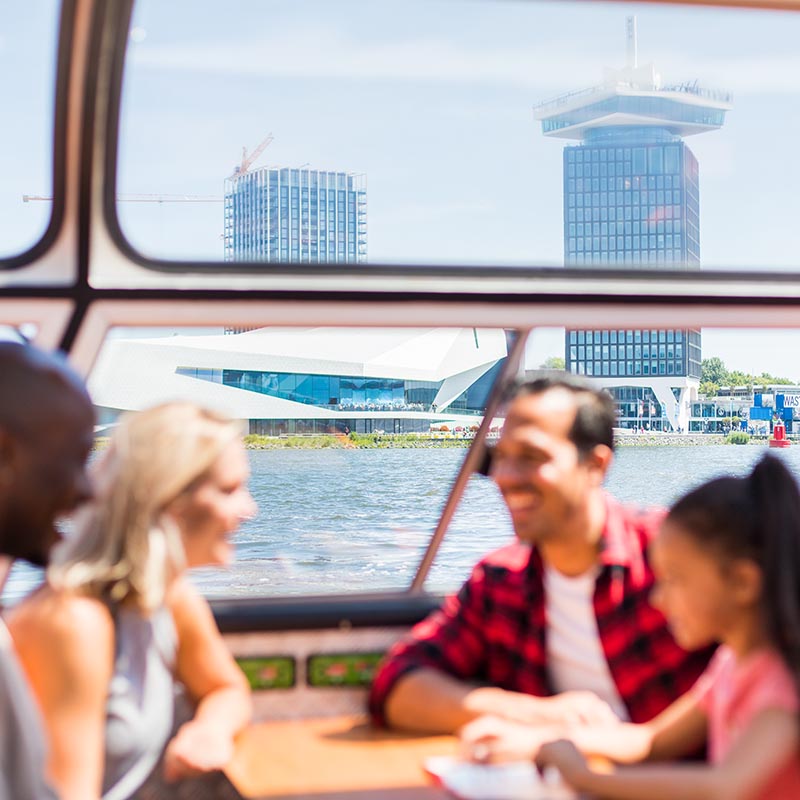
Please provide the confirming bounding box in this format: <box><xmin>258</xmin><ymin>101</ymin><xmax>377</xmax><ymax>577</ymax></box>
<box><xmin>229</xmin><ymin>133</ymin><xmax>274</xmax><ymax>179</ymax></box>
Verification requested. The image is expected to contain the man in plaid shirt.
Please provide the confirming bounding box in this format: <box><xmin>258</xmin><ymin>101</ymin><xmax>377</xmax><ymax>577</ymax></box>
<box><xmin>369</xmin><ymin>376</ymin><xmax>711</xmax><ymax>738</ymax></box>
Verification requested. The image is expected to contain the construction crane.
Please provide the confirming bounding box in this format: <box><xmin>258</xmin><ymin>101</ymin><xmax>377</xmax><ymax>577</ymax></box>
<box><xmin>23</xmin><ymin>193</ymin><xmax>221</xmax><ymax>203</ymax></box>
<box><xmin>229</xmin><ymin>133</ymin><xmax>274</xmax><ymax>179</ymax></box>
<box><xmin>24</xmin><ymin>132</ymin><xmax>276</xmax><ymax>202</ymax></box>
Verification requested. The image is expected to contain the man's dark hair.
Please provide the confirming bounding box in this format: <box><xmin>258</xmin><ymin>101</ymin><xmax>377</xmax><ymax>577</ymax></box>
<box><xmin>506</xmin><ymin>375</ymin><xmax>615</xmax><ymax>456</ymax></box>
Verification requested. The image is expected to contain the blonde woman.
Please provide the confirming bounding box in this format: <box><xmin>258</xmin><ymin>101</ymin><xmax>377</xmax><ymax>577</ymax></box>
<box><xmin>8</xmin><ymin>403</ymin><xmax>256</xmax><ymax>800</ymax></box>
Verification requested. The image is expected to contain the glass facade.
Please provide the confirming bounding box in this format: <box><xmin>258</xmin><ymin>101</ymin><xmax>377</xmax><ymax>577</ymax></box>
<box><xmin>608</xmin><ymin>386</ymin><xmax>664</xmax><ymax>431</ymax></box>
<box><xmin>449</xmin><ymin>359</ymin><xmax>505</xmax><ymax>414</ymax></box>
<box><xmin>223</xmin><ymin>168</ymin><xmax>367</xmax><ymax>263</ymax></box>
<box><xmin>175</xmin><ymin>366</ymin><xmax>494</xmax><ymax>415</ymax></box>
<box><xmin>567</xmin><ymin>327</ymin><xmax>701</xmax><ymax>380</ymax></box>
<box><xmin>562</xmin><ymin>132</ymin><xmax>702</xmax><ymax>382</ymax></box>
<box><xmin>564</xmin><ymin>138</ymin><xmax>698</xmax><ymax>269</ymax></box>
<box><xmin>246</xmin><ymin>417</ymin><xmax>432</xmax><ymax>436</ymax></box>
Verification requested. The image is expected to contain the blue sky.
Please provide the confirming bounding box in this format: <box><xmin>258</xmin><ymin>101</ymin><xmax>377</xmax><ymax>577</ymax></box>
<box><xmin>4</xmin><ymin>1</ymin><xmax>800</xmax><ymax>377</ymax></box>
<box><xmin>0</xmin><ymin>2</ymin><xmax>58</xmax><ymax>255</ymax></box>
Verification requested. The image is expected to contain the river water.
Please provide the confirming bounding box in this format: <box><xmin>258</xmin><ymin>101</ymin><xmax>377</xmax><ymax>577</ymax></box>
<box><xmin>4</xmin><ymin>445</ymin><xmax>796</xmax><ymax>603</ymax></box>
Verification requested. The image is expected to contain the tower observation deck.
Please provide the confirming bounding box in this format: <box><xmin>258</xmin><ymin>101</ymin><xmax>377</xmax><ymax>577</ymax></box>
<box><xmin>536</xmin><ymin>18</ymin><xmax>732</xmax><ymax>433</ymax></box>
<box><xmin>534</xmin><ymin>20</ymin><xmax>731</xmax><ymax>143</ymax></box>
<box><xmin>535</xmin><ymin>70</ymin><xmax>731</xmax><ymax>142</ymax></box>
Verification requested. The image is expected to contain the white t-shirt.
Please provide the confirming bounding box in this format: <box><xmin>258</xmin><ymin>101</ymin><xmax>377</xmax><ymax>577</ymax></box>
<box><xmin>544</xmin><ymin>565</ymin><xmax>629</xmax><ymax>721</ymax></box>
<box><xmin>0</xmin><ymin>618</ymin><xmax>58</xmax><ymax>800</ymax></box>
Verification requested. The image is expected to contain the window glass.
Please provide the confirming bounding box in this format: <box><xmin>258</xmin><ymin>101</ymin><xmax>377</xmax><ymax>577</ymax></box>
<box><xmin>431</xmin><ymin>326</ymin><xmax>800</xmax><ymax>592</ymax></box>
<box><xmin>75</xmin><ymin>324</ymin><xmax>508</xmax><ymax>599</ymax></box>
<box><xmin>6</xmin><ymin>321</ymin><xmax>800</xmax><ymax>603</ymax></box>
<box><xmin>0</xmin><ymin>3</ymin><xmax>59</xmax><ymax>260</ymax></box>
<box><xmin>0</xmin><ymin>323</ymin><xmax>38</xmax><ymax>344</ymax></box>
<box><xmin>116</xmin><ymin>0</ymin><xmax>800</xmax><ymax>273</ymax></box>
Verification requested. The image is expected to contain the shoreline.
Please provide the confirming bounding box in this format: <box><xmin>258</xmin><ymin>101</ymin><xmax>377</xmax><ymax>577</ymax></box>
<box><xmin>241</xmin><ymin>432</ymin><xmax>775</xmax><ymax>449</ymax></box>
<box><xmin>93</xmin><ymin>432</ymin><xmax>781</xmax><ymax>451</ymax></box>
<box><xmin>242</xmin><ymin>433</ymin><xmax>473</xmax><ymax>449</ymax></box>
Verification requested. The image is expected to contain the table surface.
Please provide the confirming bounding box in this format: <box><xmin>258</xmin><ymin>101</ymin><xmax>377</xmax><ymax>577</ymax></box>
<box><xmin>226</xmin><ymin>714</ymin><xmax>457</xmax><ymax>800</ymax></box>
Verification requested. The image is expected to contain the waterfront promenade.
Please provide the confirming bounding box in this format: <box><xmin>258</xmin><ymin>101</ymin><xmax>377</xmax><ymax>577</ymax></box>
<box><xmin>238</xmin><ymin>431</ymin><xmax>740</xmax><ymax>449</ymax></box>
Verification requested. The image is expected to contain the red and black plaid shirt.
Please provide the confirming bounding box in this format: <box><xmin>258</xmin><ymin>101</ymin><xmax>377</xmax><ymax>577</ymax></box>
<box><xmin>370</xmin><ymin>495</ymin><xmax>712</xmax><ymax>726</ymax></box>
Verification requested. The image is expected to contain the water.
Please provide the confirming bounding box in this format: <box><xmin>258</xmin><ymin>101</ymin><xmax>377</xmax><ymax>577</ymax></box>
<box><xmin>3</xmin><ymin>445</ymin><xmax>792</xmax><ymax>603</ymax></box>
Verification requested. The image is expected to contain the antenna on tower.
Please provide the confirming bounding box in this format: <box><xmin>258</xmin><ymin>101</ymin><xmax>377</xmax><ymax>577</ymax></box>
<box><xmin>626</xmin><ymin>16</ymin><xmax>638</xmax><ymax>69</ymax></box>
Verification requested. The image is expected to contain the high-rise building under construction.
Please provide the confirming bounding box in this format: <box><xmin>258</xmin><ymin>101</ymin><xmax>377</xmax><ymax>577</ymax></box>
<box><xmin>224</xmin><ymin>167</ymin><xmax>367</xmax><ymax>264</ymax></box>
<box><xmin>534</xmin><ymin>18</ymin><xmax>731</xmax><ymax>431</ymax></box>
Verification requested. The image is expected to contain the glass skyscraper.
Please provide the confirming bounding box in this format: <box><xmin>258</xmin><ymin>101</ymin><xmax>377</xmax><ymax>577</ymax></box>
<box><xmin>535</xmin><ymin>20</ymin><xmax>731</xmax><ymax>430</ymax></box>
<box><xmin>224</xmin><ymin>167</ymin><xmax>367</xmax><ymax>264</ymax></box>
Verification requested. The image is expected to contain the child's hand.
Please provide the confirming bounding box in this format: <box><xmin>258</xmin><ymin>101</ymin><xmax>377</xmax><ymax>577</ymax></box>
<box><xmin>535</xmin><ymin>739</ymin><xmax>589</xmax><ymax>786</ymax></box>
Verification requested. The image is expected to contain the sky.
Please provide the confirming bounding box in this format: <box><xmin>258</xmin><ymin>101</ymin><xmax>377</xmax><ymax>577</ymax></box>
<box><xmin>4</xmin><ymin>1</ymin><xmax>800</xmax><ymax>377</ymax></box>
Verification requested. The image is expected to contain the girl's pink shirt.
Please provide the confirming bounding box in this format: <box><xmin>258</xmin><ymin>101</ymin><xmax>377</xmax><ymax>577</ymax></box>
<box><xmin>692</xmin><ymin>645</ymin><xmax>800</xmax><ymax>799</ymax></box>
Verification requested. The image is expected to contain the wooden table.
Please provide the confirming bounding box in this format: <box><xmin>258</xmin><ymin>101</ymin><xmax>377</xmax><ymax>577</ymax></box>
<box><xmin>226</xmin><ymin>715</ymin><xmax>457</xmax><ymax>800</ymax></box>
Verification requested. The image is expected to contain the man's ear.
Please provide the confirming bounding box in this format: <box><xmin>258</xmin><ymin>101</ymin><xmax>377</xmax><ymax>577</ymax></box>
<box><xmin>584</xmin><ymin>443</ymin><xmax>613</xmax><ymax>486</ymax></box>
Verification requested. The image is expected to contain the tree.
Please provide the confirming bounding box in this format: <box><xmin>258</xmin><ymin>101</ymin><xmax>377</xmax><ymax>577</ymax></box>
<box><xmin>755</xmin><ymin>372</ymin><xmax>794</xmax><ymax>386</ymax></box>
<box><xmin>701</xmin><ymin>357</ymin><xmax>729</xmax><ymax>386</ymax></box>
<box><xmin>699</xmin><ymin>356</ymin><xmax>796</xmax><ymax>397</ymax></box>
<box><xmin>540</xmin><ymin>356</ymin><xmax>565</xmax><ymax>370</ymax></box>
<box><xmin>727</xmin><ymin>370</ymin><xmax>751</xmax><ymax>388</ymax></box>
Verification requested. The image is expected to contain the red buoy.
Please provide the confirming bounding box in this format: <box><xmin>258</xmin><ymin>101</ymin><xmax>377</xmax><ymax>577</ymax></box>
<box><xmin>769</xmin><ymin>420</ymin><xmax>792</xmax><ymax>448</ymax></box>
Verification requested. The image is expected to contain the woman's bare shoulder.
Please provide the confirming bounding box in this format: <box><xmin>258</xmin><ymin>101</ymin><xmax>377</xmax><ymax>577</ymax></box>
<box><xmin>165</xmin><ymin>576</ymin><xmax>210</xmax><ymax>624</ymax></box>
<box><xmin>7</xmin><ymin>588</ymin><xmax>114</xmax><ymax>756</ymax></box>
<box><xmin>8</xmin><ymin>586</ymin><xmax>114</xmax><ymax>659</ymax></box>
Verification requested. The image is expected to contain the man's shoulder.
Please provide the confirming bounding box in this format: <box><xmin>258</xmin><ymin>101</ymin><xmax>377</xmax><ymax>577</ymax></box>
<box><xmin>473</xmin><ymin>541</ymin><xmax>535</xmax><ymax>578</ymax></box>
<box><xmin>607</xmin><ymin>494</ymin><xmax>667</xmax><ymax>543</ymax></box>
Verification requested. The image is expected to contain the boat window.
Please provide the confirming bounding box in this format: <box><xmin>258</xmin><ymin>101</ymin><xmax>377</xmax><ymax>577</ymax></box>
<box><xmin>113</xmin><ymin>0</ymin><xmax>800</xmax><ymax>279</ymax></box>
<box><xmin>425</xmin><ymin>324</ymin><xmax>800</xmax><ymax>592</ymax></box>
<box><xmin>424</xmin><ymin>472</ymin><xmax>514</xmax><ymax>595</ymax></box>
<box><xmin>82</xmin><ymin>323</ymin><xmax>509</xmax><ymax>599</ymax></box>
<box><xmin>0</xmin><ymin>2</ymin><xmax>59</xmax><ymax>263</ymax></box>
<box><xmin>2</xmin><ymin>321</ymin><xmax>798</xmax><ymax>605</ymax></box>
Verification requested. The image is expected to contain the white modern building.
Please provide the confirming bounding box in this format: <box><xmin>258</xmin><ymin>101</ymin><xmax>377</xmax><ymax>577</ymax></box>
<box><xmin>90</xmin><ymin>327</ymin><xmax>508</xmax><ymax>435</ymax></box>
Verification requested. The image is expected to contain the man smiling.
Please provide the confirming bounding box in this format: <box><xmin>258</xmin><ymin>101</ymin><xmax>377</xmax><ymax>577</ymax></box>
<box><xmin>370</xmin><ymin>376</ymin><xmax>710</xmax><ymax>735</ymax></box>
<box><xmin>0</xmin><ymin>342</ymin><xmax>94</xmax><ymax>799</ymax></box>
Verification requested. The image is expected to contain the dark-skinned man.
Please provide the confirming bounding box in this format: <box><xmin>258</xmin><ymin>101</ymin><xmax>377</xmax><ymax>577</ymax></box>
<box><xmin>0</xmin><ymin>342</ymin><xmax>94</xmax><ymax>799</ymax></box>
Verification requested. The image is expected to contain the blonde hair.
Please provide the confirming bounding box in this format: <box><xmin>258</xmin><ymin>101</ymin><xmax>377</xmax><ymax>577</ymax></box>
<box><xmin>49</xmin><ymin>402</ymin><xmax>242</xmax><ymax>612</ymax></box>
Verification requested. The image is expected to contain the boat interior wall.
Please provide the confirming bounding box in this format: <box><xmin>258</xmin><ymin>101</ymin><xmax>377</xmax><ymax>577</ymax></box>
<box><xmin>0</xmin><ymin>302</ymin><xmax>73</xmax><ymax>349</ymax></box>
<box><xmin>224</xmin><ymin>628</ymin><xmax>409</xmax><ymax>721</ymax></box>
<box><xmin>213</xmin><ymin>595</ymin><xmax>441</xmax><ymax>634</ymax></box>
<box><xmin>215</xmin><ymin>596</ymin><xmax>438</xmax><ymax>720</ymax></box>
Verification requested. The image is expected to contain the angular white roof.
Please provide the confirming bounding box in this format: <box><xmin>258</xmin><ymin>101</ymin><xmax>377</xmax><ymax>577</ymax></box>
<box><xmin>89</xmin><ymin>327</ymin><xmax>507</xmax><ymax>421</ymax></box>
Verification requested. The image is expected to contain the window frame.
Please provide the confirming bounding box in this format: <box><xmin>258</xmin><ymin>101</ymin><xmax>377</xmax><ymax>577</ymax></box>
<box><xmin>0</xmin><ymin>0</ymin><xmax>75</xmax><ymax>273</ymax></box>
<box><xmin>93</xmin><ymin>0</ymin><xmax>800</xmax><ymax>298</ymax></box>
